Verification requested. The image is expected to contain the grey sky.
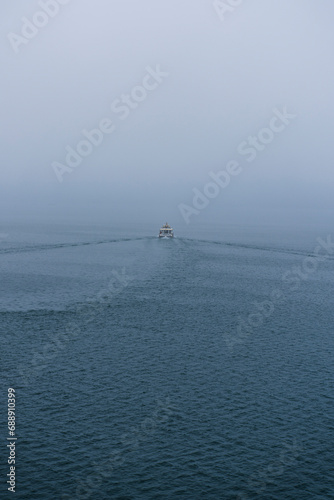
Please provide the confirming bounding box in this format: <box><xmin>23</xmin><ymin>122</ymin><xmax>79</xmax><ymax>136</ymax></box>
<box><xmin>1</xmin><ymin>0</ymin><xmax>334</xmax><ymax>227</ymax></box>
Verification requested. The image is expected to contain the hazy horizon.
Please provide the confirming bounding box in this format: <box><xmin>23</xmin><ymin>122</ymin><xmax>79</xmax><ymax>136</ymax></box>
<box><xmin>2</xmin><ymin>0</ymin><xmax>334</xmax><ymax>229</ymax></box>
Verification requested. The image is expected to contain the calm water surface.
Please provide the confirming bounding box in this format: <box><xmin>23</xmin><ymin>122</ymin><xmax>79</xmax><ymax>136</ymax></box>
<box><xmin>0</xmin><ymin>224</ymin><xmax>333</xmax><ymax>499</ymax></box>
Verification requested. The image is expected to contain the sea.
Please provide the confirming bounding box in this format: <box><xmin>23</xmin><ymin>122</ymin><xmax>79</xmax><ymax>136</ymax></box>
<box><xmin>0</xmin><ymin>223</ymin><xmax>333</xmax><ymax>500</ymax></box>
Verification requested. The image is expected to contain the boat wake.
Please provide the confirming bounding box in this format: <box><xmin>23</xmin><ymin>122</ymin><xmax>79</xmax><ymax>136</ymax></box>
<box><xmin>0</xmin><ymin>236</ymin><xmax>154</xmax><ymax>255</ymax></box>
<box><xmin>177</xmin><ymin>237</ymin><xmax>334</xmax><ymax>260</ymax></box>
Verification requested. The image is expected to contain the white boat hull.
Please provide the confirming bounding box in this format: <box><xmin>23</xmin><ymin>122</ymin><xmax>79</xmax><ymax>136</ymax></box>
<box><xmin>158</xmin><ymin>222</ymin><xmax>174</xmax><ymax>238</ymax></box>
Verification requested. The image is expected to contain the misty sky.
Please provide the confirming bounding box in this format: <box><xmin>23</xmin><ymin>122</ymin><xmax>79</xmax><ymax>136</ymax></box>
<box><xmin>1</xmin><ymin>0</ymin><xmax>334</xmax><ymax>228</ymax></box>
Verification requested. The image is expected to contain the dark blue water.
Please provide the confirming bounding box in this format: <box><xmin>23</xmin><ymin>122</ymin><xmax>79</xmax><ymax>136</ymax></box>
<box><xmin>1</xmin><ymin>224</ymin><xmax>333</xmax><ymax>499</ymax></box>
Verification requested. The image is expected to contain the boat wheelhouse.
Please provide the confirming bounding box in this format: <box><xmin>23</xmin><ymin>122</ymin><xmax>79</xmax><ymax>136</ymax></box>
<box><xmin>158</xmin><ymin>222</ymin><xmax>174</xmax><ymax>238</ymax></box>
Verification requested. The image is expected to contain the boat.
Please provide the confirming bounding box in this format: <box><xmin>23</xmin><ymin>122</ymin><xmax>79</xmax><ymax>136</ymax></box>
<box><xmin>158</xmin><ymin>222</ymin><xmax>174</xmax><ymax>238</ymax></box>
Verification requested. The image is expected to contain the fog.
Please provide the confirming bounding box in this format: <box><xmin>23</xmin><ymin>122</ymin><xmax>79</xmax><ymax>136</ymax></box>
<box><xmin>1</xmin><ymin>0</ymin><xmax>334</xmax><ymax>230</ymax></box>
